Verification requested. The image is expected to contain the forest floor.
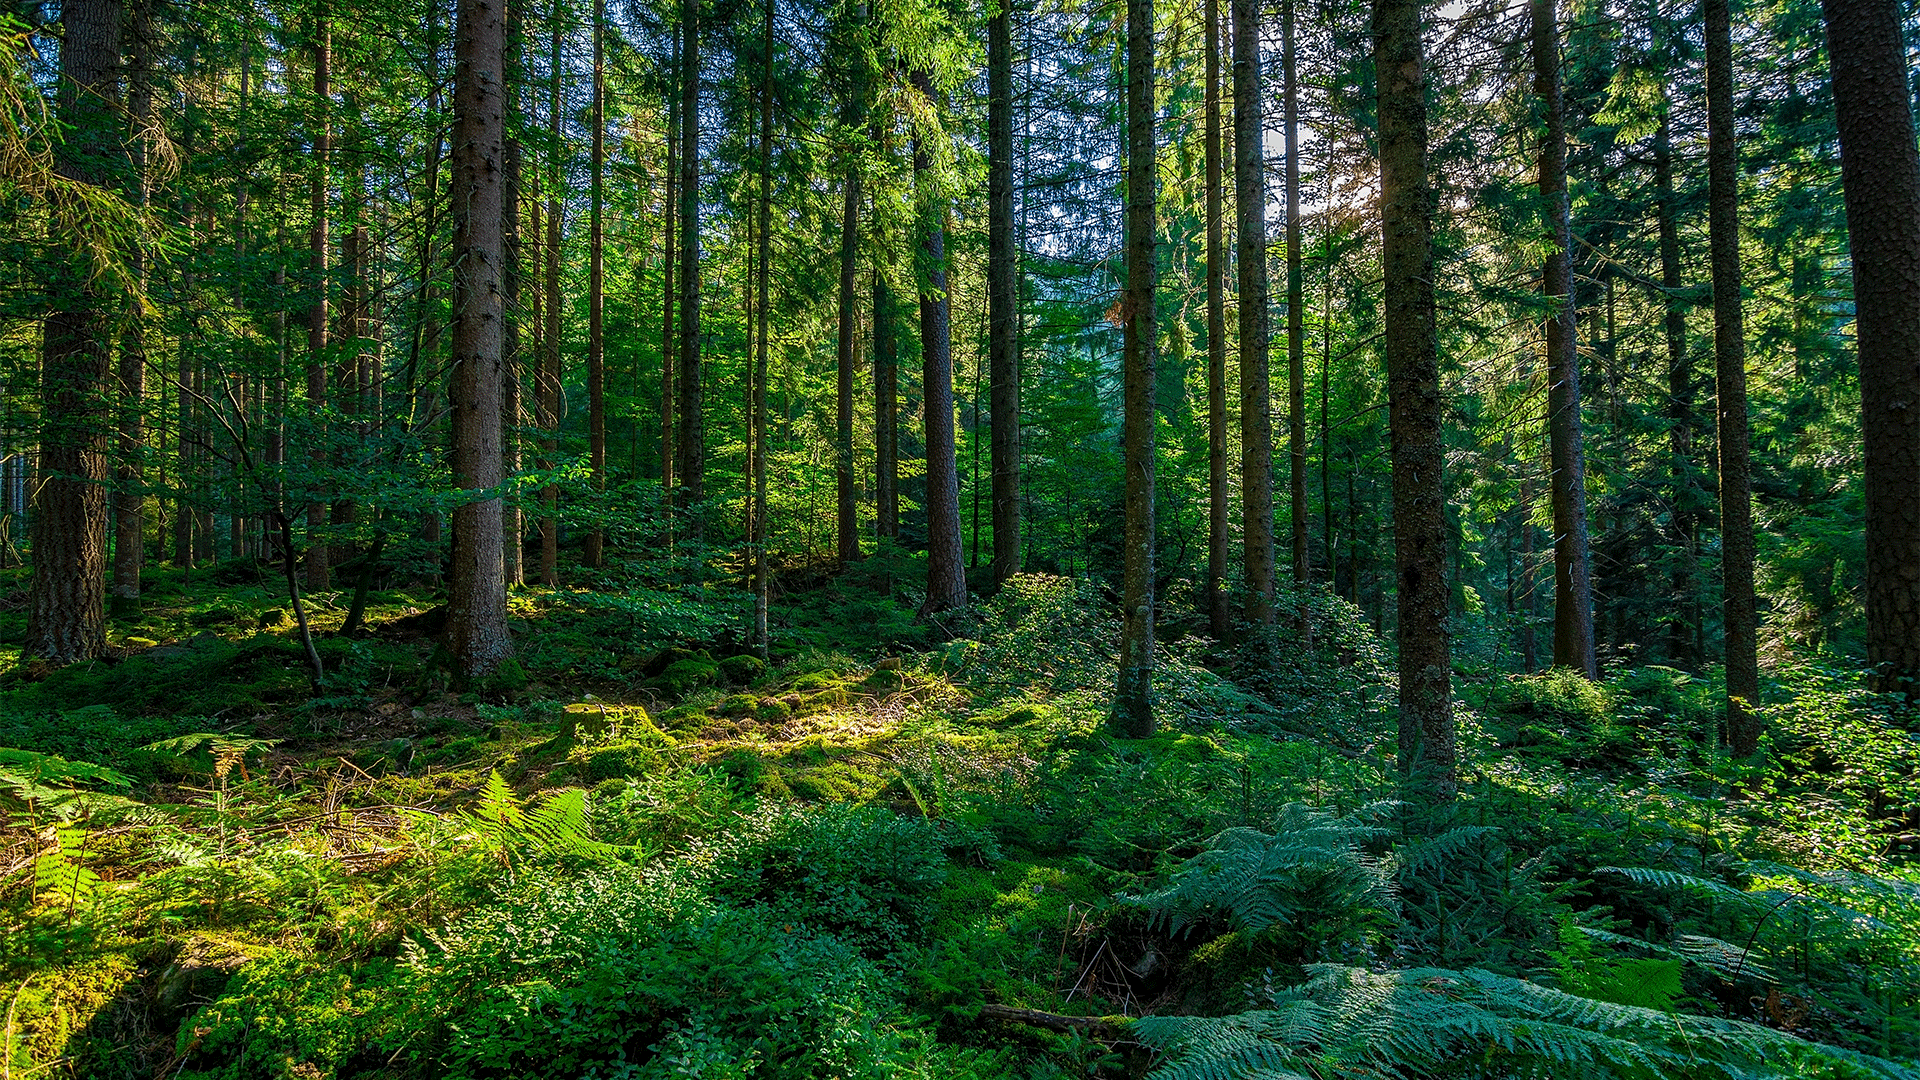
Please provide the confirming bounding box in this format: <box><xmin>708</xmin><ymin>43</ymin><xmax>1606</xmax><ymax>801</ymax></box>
<box><xmin>1</xmin><ymin>556</ymin><xmax>1918</xmax><ymax>1079</ymax></box>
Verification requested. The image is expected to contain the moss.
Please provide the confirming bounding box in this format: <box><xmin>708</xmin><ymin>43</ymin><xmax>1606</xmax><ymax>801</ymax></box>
<box><xmin>977</xmin><ymin>701</ymin><xmax>1066</xmax><ymax>729</ymax></box>
<box><xmin>861</xmin><ymin>668</ymin><xmax>905</xmax><ymax>691</ymax></box>
<box><xmin>559</xmin><ymin>702</ymin><xmax>654</xmax><ymax>740</ymax></box>
<box><xmin>2</xmin><ymin>953</ymin><xmax>139</xmax><ymax>1074</ymax></box>
<box><xmin>719</xmin><ymin>693</ymin><xmax>759</xmax><ymax>717</ymax></box>
<box><xmin>655</xmin><ymin>704</ymin><xmax>710</xmax><ymax>737</ymax></box>
<box><xmin>718</xmin><ymin>654</ymin><xmax>767</xmax><ymax>684</ymax></box>
<box><xmin>784</xmin><ymin>759</ymin><xmax>888</xmax><ymax>802</ymax></box>
<box><xmin>653</xmin><ymin>658</ymin><xmax>720</xmax><ymax>696</ymax></box>
<box><xmin>791</xmin><ymin>671</ymin><xmax>844</xmax><ymax>693</ymax></box>
<box><xmin>476</xmin><ymin>657</ymin><xmax>529</xmax><ymax>693</ymax></box>
<box><xmin>754</xmin><ymin>697</ymin><xmax>792</xmax><ymax>723</ymax></box>
<box><xmin>797</xmin><ymin>688</ymin><xmax>852</xmax><ymax>717</ymax></box>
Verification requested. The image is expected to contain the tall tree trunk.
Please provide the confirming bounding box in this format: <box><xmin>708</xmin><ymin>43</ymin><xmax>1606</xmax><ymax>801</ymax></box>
<box><xmin>660</xmin><ymin>72</ymin><xmax>677</xmax><ymax>509</ymax></box>
<box><xmin>988</xmin><ymin>0</ymin><xmax>1022</xmax><ymax>586</ymax></box>
<box><xmin>540</xmin><ymin>13</ymin><xmax>561</xmax><ymax>585</ymax></box>
<box><xmin>754</xmin><ymin>0</ymin><xmax>774</xmax><ymax>654</ymax></box>
<box><xmin>1705</xmin><ymin>0</ymin><xmax>1759</xmax><ymax>750</ymax></box>
<box><xmin>1532</xmin><ymin>0</ymin><xmax>1596</xmax><ymax>678</ymax></box>
<box><xmin>677</xmin><ymin>0</ymin><xmax>704</xmax><ymax>530</ymax></box>
<box><xmin>1283</xmin><ymin>0</ymin><xmax>1308</xmax><ymax>595</ymax></box>
<box><xmin>914</xmin><ymin>70</ymin><xmax>966</xmax><ymax>616</ymax></box>
<box><xmin>836</xmin><ymin>159</ymin><xmax>860</xmax><ymax>568</ymax></box>
<box><xmin>1233</xmin><ymin>0</ymin><xmax>1274</xmax><ymax>626</ymax></box>
<box><xmin>1655</xmin><ymin>109</ymin><xmax>1697</xmax><ymax>666</ymax></box>
<box><xmin>585</xmin><ymin>0</ymin><xmax>606</xmax><ymax>567</ymax></box>
<box><xmin>502</xmin><ymin>0</ymin><xmax>525</xmax><ymax>588</ymax></box>
<box><xmin>112</xmin><ymin>0</ymin><xmax>153</xmax><ymax>617</ymax></box>
<box><xmin>448</xmin><ymin>0</ymin><xmax>514</xmax><ymax>682</ymax></box>
<box><xmin>1205</xmin><ymin>0</ymin><xmax>1229</xmax><ymax>639</ymax></box>
<box><xmin>25</xmin><ymin>0</ymin><xmax>120</xmax><ymax>665</ymax></box>
<box><xmin>874</xmin><ymin>265</ymin><xmax>899</xmax><ymax>542</ymax></box>
<box><xmin>1375</xmin><ymin>0</ymin><xmax>1454</xmax><ymax>798</ymax></box>
<box><xmin>307</xmin><ymin>15</ymin><xmax>332</xmax><ymax>591</ymax></box>
<box><xmin>1113</xmin><ymin>0</ymin><xmax>1157</xmax><ymax>736</ymax></box>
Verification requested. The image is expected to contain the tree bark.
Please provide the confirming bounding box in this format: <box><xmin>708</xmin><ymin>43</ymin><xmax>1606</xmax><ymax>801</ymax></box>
<box><xmin>540</xmin><ymin>14</ymin><xmax>562</xmax><ymax>586</ymax></box>
<box><xmin>306</xmin><ymin>15</ymin><xmax>332</xmax><ymax>591</ymax></box>
<box><xmin>112</xmin><ymin>0</ymin><xmax>153</xmax><ymax>617</ymax></box>
<box><xmin>1375</xmin><ymin>0</ymin><xmax>1454</xmax><ymax>798</ymax></box>
<box><xmin>1532</xmin><ymin>0</ymin><xmax>1596</xmax><ymax>678</ymax></box>
<box><xmin>1205</xmin><ymin>0</ymin><xmax>1229</xmax><ymax>640</ymax></box>
<box><xmin>677</xmin><ymin>0</ymin><xmax>704</xmax><ymax>531</ymax></box>
<box><xmin>1655</xmin><ymin>108</ymin><xmax>1697</xmax><ymax>666</ymax></box>
<box><xmin>836</xmin><ymin>157</ymin><xmax>861</xmax><ymax>568</ymax></box>
<box><xmin>501</xmin><ymin>0</ymin><xmax>525</xmax><ymax>588</ymax></box>
<box><xmin>875</xmin><ymin>265</ymin><xmax>899</xmax><ymax>542</ymax></box>
<box><xmin>25</xmin><ymin>0</ymin><xmax>120</xmax><ymax>665</ymax></box>
<box><xmin>584</xmin><ymin>0</ymin><xmax>606</xmax><ymax>568</ymax></box>
<box><xmin>1283</xmin><ymin>0</ymin><xmax>1308</xmax><ymax>595</ymax></box>
<box><xmin>1705</xmin><ymin>0</ymin><xmax>1759</xmax><ymax>749</ymax></box>
<box><xmin>1823</xmin><ymin>0</ymin><xmax>1920</xmax><ymax>694</ymax></box>
<box><xmin>448</xmin><ymin>0</ymin><xmax>515</xmax><ymax>681</ymax></box>
<box><xmin>1113</xmin><ymin>0</ymin><xmax>1157</xmax><ymax>737</ymax></box>
<box><xmin>914</xmin><ymin>71</ymin><xmax>966</xmax><ymax>616</ymax></box>
<box><xmin>660</xmin><ymin>69</ymin><xmax>676</xmax><ymax>511</ymax></box>
<box><xmin>988</xmin><ymin>0</ymin><xmax>1022</xmax><ymax>587</ymax></box>
<box><xmin>754</xmin><ymin>0</ymin><xmax>774</xmax><ymax>655</ymax></box>
<box><xmin>1233</xmin><ymin>0</ymin><xmax>1275</xmax><ymax>627</ymax></box>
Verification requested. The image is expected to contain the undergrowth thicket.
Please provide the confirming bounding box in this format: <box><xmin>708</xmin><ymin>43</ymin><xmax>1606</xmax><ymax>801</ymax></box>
<box><xmin>1</xmin><ymin>562</ymin><xmax>1916</xmax><ymax>1078</ymax></box>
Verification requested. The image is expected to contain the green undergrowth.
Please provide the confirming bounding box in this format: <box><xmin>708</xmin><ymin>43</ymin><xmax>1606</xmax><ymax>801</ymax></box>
<box><xmin>1</xmin><ymin>571</ymin><xmax>1917</xmax><ymax>1077</ymax></box>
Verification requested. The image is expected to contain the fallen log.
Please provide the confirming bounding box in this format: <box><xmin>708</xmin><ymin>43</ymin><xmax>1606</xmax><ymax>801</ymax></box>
<box><xmin>977</xmin><ymin>1004</ymin><xmax>1130</xmax><ymax>1039</ymax></box>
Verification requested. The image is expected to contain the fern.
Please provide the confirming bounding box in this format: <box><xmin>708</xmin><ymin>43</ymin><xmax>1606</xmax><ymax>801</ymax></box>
<box><xmin>0</xmin><ymin>747</ymin><xmax>132</xmax><ymax>821</ymax></box>
<box><xmin>461</xmin><ymin>771</ymin><xmax>631</xmax><ymax>865</ymax></box>
<box><xmin>1137</xmin><ymin>963</ymin><xmax>1920</xmax><ymax>1080</ymax></box>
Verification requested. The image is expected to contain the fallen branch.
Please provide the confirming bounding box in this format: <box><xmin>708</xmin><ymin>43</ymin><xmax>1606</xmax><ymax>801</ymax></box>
<box><xmin>978</xmin><ymin>1004</ymin><xmax>1130</xmax><ymax>1039</ymax></box>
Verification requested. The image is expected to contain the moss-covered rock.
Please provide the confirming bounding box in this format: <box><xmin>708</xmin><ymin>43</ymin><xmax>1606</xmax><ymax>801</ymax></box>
<box><xmin>718</xmin><ymin>653</ymin><xmax>767</xmax><ymax>684</ymax></box>
<box><xmin>791</xmin><ymin>671</ymin><xmax>843</xmax><ymax>693</ymax></box>
<box><xmin>719</xmin><ymin>693</ymin><xmax>759</xmax><ymax>717</ymax></box>
<box><xmin>1</xmin><ymin>953</ymin><xmax>139</xmax><ymax>1073</ymax></box>
<box><xmin>754</xmin><ymin>697</ymin><xmax>792</xmax><ymax>723</ymax></box>
<box><xmin>653</xmin><ymin>658</ymin><xmax>720</xmax><ymax>696</ymax></box>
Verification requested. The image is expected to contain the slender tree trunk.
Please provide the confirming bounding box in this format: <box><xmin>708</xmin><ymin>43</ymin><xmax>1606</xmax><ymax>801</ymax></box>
<box><xmin>1233</xmin><ymin>0</ymin><xmax>1275</xmax><ymax>626</ymax></box>
<box><xmin>307</xmin><ymin>15</ymin><xmax>332</xmax><ymax>591</ymax></box>
<box><xmin>1532</xmin><ymin>0</ymin><xmax>1596</xmax><ymax>678</ymax></box>
<box><xmin>754</xmin><ymin>0</ymin><xmax>774</xmax><ymax>654</ymax></box>
<box><xmin>836</xmin><ymin>161</ymin><xmax>861</xmax><ymax>567</ymax></box>
<box><xmin>1705</xmin><ymin>0</ymin><xmax>1759</xmax><ymax>750</ymax></box>
<box><xmin>448</xmin><ymin>0</ymin><xmax>515</xmax><ymax>681</ymax></box>
<box><xmin>677</xmin><ymin>0</ymin><xmax>704</xmax><ymax>530</ymax></box>
<box><xmin>585</xmin><ymin>0</ymin><xmax>606</xmax><ymax>567</ymax></box>
<box><xmin>1375</xmin><ymin>0</ymin><xmax>1454</xmax><ymax>798</ymax></box>
<box><xmin>914</xmin><ymin>71</ymin><xmax>966</xmax><ymax>616</ymax></box>
<box><xmin>1655</xmin><ymin>109</ymin><xmax>1697</xmax><ymax>666</ymax></box>
<box><xmin>25</xmin><ymin>0</ymin><xmax>120</xmax><ymax>665</ymax></box>
<box><xmin>540</xmin><ymin>14</ymin><xmax>561</xmax><ymax>585</ymax></box>
<box><xmin>661</xmin><ymin>73</ymin><xmax>677</xmax><ymax>509</ymax></box>
<box><xmin>988</xmin><ymin>0</ymin><xmax>1022</xmax><ymax>587</ymax></box>
<box><xmin>502</xmin><ymin>0</ymin><xmax>525</xmax><ymax>588</ymax></box>
<box><xmin>1204</xmin><ymin>0</ymin><xmax>1229</xmax><ymax>640</ymax></box>
<box><xmin>112</xmin><ymin>0</ymin><xmax>153</xmax><ymax>617</ymax></box>
<box><xmin>874</xmin><ymin>265</ymin><xmax>899</xmax><ymax>542</ymax></box>
<box><xmin>1283</xmin><ymin>0</ymin><xmax>1308</xmax><ymax>596</ymax></box>
<box><xmin>1113</xmin><ymin>0</ymin><xmax>1157</xmax><ymax>736</ymax></box>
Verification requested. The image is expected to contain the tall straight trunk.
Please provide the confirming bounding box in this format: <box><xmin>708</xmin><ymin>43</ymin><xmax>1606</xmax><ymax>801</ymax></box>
<box><xmin>753</xmin><ymin>0</ymin><xmax>774</xmax><ymax>654</ymax></box>
<box><xmin>660</xmin><ymin>74</ymin><xmax>677</xmax><ymax>502</ymax></box>
<box><xmin>1532</xmin><ymin>0</ymin><xmax>1596</xmax><ymax>678</ymax></box>
<box><xmin>1375</xmin><ymin>0</ymin><xmax>1454</xmax><ymax>798</ymax></box>
<box><xmin>677</xmin><ymin>0</ymin><xmax>704</xmax><ymax>527</ymax></box>
<box><xmin>1113</xmin><ymin>0</ymin><xmax>1157</xmax><ymax>736</ymax></box>
<box><xmin>1233</xmin><ymin>0</ymin><xmax>1275</xmax><ymax>625</ymax></box>
<box><xmin>307</xmin><ymin>15</ymin><xmax>332</xmax><ymax>590</ymax></box>
<box><xmin>1283</xmin><ymin>0</ymin><xmax>1308</xmax><ymax>592</ymax></box>
<box><xmin>502</xmin><ymin>0</ymin><xmax>525</xmax><ymax>587</ymax></box>
<box><xmin>25</xmin><ymin>0</ymin><xmax>120</xmax><ymax>664</ymax></box>
<box><xmin>914</xmin><ymin>70</ymin><xmax>966</xmax><ymax>615</ymax></box>
<box><xmin>1655</xmin><ymin>109</ymin><xmax>1697</xmax><ymax>665</ymax></box>
<box><xmin>585</xmin><ymin>0</ymin><xmax>607</xmax><ymax>567</ymax></box>
<box><xmin>1705</xmin><ymin>0</ymin><xmax>1759</xmax><ymax>751</ymax></box>
<box><xmin>448</xmin><ymin>0</ymin><xmax>514</xmax><ymax>681</ymax></box>
<box><xmin>874</xmin><ymin>266</ymin><xmax>899</xmax><ymax>541</ymax></box>
<box><xmin>112</xmin><ymin>0</ymin><xmax>153</xmax><ymax>616</ymax></box>
<box><xmin>988</xmin><ymin>0</ymin><xmax>1021</xmax><ymax>586</ymax></box>
<box><xmin>836</xmin><ymin>166</ymin><xmax>860</xmax><ymax>567</ymax></box>
<box><xmin>540</xmin><ymin>13</ymin><xmax>561</xmax><ymax>585</ymax></box>
<box><xmin>1204</xmin><ymin>0</ymin><xmax>1229</xmax><ymax>639</ymax></box>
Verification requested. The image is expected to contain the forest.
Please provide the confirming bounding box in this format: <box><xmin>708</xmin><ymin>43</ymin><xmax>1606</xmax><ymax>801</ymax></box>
<box><xmin>2</xmin><ymin>0</ymin><xmax>1920</xmax><ymax>1068</ymax></box>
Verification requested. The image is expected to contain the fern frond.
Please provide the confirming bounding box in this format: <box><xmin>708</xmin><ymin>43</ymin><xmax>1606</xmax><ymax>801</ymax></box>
<box><xmin>1597</xmin><ymin>865</ymin><xmax>1757</xmax><ymax>904</ymax></box>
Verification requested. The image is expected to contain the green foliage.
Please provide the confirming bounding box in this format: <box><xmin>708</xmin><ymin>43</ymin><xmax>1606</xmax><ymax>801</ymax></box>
<box><xmin>0</xmin><ymin>746</ymin><xmax>131</xmax><ymax>820</ymax></box>
<box><xmin>460</xmin><ymin>771</ymin><xmax>632</xmax><ymax>865</ymax></box>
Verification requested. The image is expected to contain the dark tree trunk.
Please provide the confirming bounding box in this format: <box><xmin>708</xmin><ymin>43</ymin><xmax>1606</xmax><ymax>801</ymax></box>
<box><xmin>914</xmin><ymin>70</ymin><xmax>966</xmax><ymax>616</ymax></box>
<box><xmin>1823</xmin><ymin>0</ymin><xmax>1920</xmax><ymax>693</ymax></box>
<box><xmin>836</xmin><ymin>165</ymin><xmax>861</xmax><ymax>568</ymax></box>
<box><xmin>1704</xmin><ymin>0</ymin><xmax>1759</xmax><ymax>749</ymax></box>
<box><xmin>988</xmin><ymin>0</ymin><xmax>1021</xmax><ymax>586</ymax></box>
<box><xmin>584</xmin><ymin>0</ymin><xmax>606</xmax><ymax>568</ymax></box>
<box><xmin>501</xmin><ymin>0</ymin><xmax>525</xmax><ymax>587</ymax></box>
<box><xmin>1283</xmin><ymin>0</ymin><xmax>1308</xmax><ymax>595</ymax></box>
<box><xmin>1655</xmin><ymin>109</ymin><xmax>1698</xmax><ymax>666</ymax></box>
<box><xmin>677</xmin><ymin>0</ymin><xmax>704</xmax><ymax>530</ymax></box>
<box><xmin>25</xmin><ymin>0</ymin><xmax>120</xmax><ymax>665</ymax></box>
<box><xmin>660</xmin><ymin>70</ymin><xmax>676</xmax><ymax>510</ymax></box>
<box><xmin>448</xmin><ymin>0</ymin><xmax>514</xmax><ymax>681</ymax></box>
<box><xmin>306</xmin><ymin>16</ymin><xmax>332</xmax><ymax>591</ymax></box>
<box><xmin>1113</xmin><ymin>0</ymin><xmax>1157</xmax><ymax>736</ymax></box>
<box><xmin>112</xmin><ymin>0</ymin><xmax>153</xmax><ymax>617</ymax></box>
<box><xmin>754</xmin><ymin>0</ymin><xmax>774</xmax><ymax>654</ymax></box>
<box><xmin>1532</xmin><ymin>0</ymin><xmax>1596</xmax><ymax>678</ymax></box>
<box><xmin>1204</xmin><ymin>0</ymin><xmax>1229</xmax><ymax>639</ymax></box>
<box><xmin>1233</xmin><ymin>0</ymin><xmax>1275</xmax><ymax>626</ymax></box>
<box><xmin>874</xmin><ymin>266</ymin><xmax>899</xmax><ymax>542</ymax></box>
<box><xmin>1375</xmin><ymin>0</ymin><xmax>1454</xmax><ymax>797</ymax></box>
<box><xmin>539</xmin><ymin>16</ymin><xmax>561</xmax><ymax>586</ymax></box>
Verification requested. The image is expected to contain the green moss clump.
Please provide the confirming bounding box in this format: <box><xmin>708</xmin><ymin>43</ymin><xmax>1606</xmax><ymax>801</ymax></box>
<box><xmin>654</xmin><ymin>658</ymin><xmax>720</xmax><ymax>696</ymax></box>
<box><xmin>754</xmin><ymin>697</ymin><xmax>792</xmax><ymax>722</ymax></box>
<box><xmin>568</xmin><ymin>739</ymin><xmax>666</xmax><ymax>781</ymax></box>
<box><xmin>862</xmin><ymin>668</ymin><xmax>905</xmax><ymax>691</ymax></box>
<box><xmin>791</xmin><ymin>671</ymin><xmax>844</xmax><ymax>692</ymax></box>
<box><xmin>978</xmin><ymin>701</ymin><xmax>1065</xmax><ymax>729</ymax></box>
<box><xmin>719</xmin><ymin>693</ymin><xmax>759</xmax><ymax>717</ymax></box>
<box><xmin>718</xmin><ymin>654</ymin><xmax>767</xmax><ymax>684</ymax></box>
<box><xmin>2</xmin><ymin>954</ymin><xmax>139</xmax><ymax>1074</ymax></box>
<box><xmin>797</xmin><ymin>688</ymin><xmax>851</xmax><ymax>716</ymax></box>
